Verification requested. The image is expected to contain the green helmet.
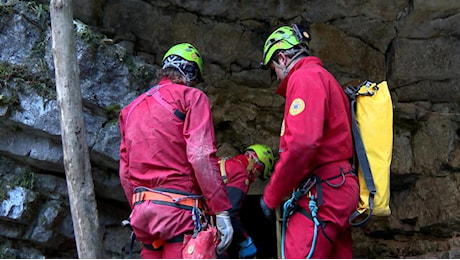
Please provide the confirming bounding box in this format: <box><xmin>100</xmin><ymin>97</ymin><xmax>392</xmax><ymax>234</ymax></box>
<box><xmin>245</xmin><ymin>144</ymin><xmax>275</xmax><ymax>179</ymax></box>
<box><xmin>261</xmin><ymin>24</ymin><xmax>311</xmax><ymax>68</ymax></box>
<box><xmin>162</xmin><ymin>43</ymin><xmax>203</xmax><ymax>79</ymax></box>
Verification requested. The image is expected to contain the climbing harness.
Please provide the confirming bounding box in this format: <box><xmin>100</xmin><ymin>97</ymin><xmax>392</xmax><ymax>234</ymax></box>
<box><xmin>182</xmin><ymin>200</ymin><xmax>218</xmax><ymax>258</ymax></box>
<box><xmin>306</xmin><ymin>195</ymin><xmax>320</xmax><ymax>259</ymax></box>
<box><xmin>281</xmin><ymin>177</ymin><xmax>318</xmax><ymax>258</ymax></box>
<box><xmin>191</xmin><ymin>202</ymin><xmax>208</xmax><ymax>237</ymax></box>
<box><xmin>132</xmin><ymin>187</ymin><xmax>204</xmax><ymax>210</ymax></box>
<box><xmin>123</xmin><ymin>187</ymin><xmax>207</xmax><ymax>255</ymax></box>
<box><xmin>280</xmin><ymin>169</ymin><xmax>352</xmax><ymax>259</ymax></box>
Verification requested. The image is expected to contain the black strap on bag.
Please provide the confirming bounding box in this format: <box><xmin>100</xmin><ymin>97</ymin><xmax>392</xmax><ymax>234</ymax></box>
<box><xmin>345</xmin><ymin>82</ymin><xmax>377</xmax><ymax>227</ymax></box>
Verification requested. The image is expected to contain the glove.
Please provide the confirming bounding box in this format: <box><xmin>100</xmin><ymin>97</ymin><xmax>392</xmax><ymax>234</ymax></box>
<box><xmin>216</xmin><ymin>211</ymin><xmax>234</xmax><ymax>254</ymax></box>
<box><xmin>260</xmin><ymin>197</ymin><xmax>275</xmax><ymax>221</ymax></box>
<box><xmin>239</xmin><ymin>236</ymin><xmax>257</xmax><ymax>258</ymax></box>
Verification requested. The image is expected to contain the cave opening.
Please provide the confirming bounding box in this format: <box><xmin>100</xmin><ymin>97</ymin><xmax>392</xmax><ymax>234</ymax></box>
<box><xmin>226</xmin><ymin>195</ymin><xmax>279</xmax><ymax>259</ymax></box>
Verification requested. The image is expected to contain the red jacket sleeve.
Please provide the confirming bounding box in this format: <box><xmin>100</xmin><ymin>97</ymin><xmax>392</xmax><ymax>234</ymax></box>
<box><xmin>184</xmin><ymin>90</ymin><xmax>232</xmax><ymax>213</ymax></box>
<box><xmin>119</xmin><ymin>105</ymin><xmax>134</xmax><ymax>208</ymax></box>
<box><xmin>263</xmin><ymin>72</ymin><xmax>328</xmax><ymax>209</ymax></box>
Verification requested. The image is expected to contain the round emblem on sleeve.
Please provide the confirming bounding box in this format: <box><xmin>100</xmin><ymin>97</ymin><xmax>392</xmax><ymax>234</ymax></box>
<box><xmin>289</xmin><ymin>98</ymin><xmax>305</xmax><ymax>116</ymax></box>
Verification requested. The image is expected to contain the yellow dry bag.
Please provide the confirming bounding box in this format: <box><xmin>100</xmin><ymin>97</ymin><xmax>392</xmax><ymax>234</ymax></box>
<box><xmin>345</xmin><ymin>80</ymin><xmax>393</xmax><ymax>227</ymax></box>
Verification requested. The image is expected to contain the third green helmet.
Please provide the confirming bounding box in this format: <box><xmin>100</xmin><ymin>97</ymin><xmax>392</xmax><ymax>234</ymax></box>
<box><xmin>245</xmin><ymin>144</ymin><xmax>275</xmax><ymax>179</ymax></box>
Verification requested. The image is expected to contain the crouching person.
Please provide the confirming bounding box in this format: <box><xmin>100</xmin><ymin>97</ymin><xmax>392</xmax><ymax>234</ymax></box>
<box><xmin>219</xmin><ymin>144</ymin><xmax>275</xmax><ymax>258</ymax></box>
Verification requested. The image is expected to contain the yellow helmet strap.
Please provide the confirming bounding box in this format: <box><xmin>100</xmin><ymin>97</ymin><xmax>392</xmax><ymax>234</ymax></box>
<box><xmin>246</xmin><ymin>157</ymin><xmax>255</xmax><ymax>172</ymax></box>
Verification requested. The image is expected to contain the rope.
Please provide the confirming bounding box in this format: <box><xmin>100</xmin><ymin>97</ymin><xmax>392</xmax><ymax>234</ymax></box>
<box><xmin>307</xmin><ymin>196</ymin><xmax>319</xmax><ymax>259</ymax></box>
<box><xmin>281</xmin><ymin>196</ymin><xmax>297</xmax><ymax>258</ymax></box>
<box><xmin>280</xmin><ymin>186</ymin><xmax>309</xmax><ymax>259</ymax></box>
<box><xmin>281</xmin><ymin>194</ymin><xmax>320</xmax><ymax>259</ymax></box>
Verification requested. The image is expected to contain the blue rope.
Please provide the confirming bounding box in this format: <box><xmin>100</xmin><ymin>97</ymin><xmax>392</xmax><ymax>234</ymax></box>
<box><xmin>307</xmin><ymin>195</ymin><xmax>319</xmax><ymax>258</ymax></box>
<box><xmin>280</xmin><ymin>189</ymin><xmax>303</xmax><ymax>259</ymax></box>
<box><xmin>281</xmin><ymin>195</ymin><xmax>320</xmax><ymax>259</ymax></box>
<box><xmin>281</xmin><ymin>197</ymin><xmax>295</xmax><ymax>258</ymax></box>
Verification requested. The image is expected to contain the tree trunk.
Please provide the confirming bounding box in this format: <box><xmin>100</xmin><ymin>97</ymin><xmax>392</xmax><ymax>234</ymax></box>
<box><xmin>50</xmin><ymin>0</ymin><xmax>103</xmax><ymax>258</ymax></box>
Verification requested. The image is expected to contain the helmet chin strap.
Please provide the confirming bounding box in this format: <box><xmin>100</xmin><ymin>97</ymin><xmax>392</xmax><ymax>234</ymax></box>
<box><xmin>275</xmin><ymin>46</ymin><xmax>309</xmax><ymax>76</ymax></box>
<box><xmin>272</xmin><ymin>61</ymin><xmax>288</xmax><ymax>76</ymax></box>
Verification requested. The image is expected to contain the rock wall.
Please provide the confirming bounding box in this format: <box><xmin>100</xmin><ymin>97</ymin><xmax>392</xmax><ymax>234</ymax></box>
<box><xmin>0</xmin><ymin>0</ymin><xmax>459</xmax><ymax>258</ymax></box>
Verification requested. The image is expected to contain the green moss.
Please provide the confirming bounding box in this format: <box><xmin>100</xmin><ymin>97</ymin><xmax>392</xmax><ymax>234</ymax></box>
<box><xmin>105</xmin><ymin>104</ymin><xmax>121</xmax><ymax>122</ymax></box>
<box><xmin>0</xmin><ymin>243</ymin><xmax>15</xmax><ymax>259</ymax></box>
<box><xmin>30</xmin><ymin>34</ymin><xmax>49</xmax><ymax>62</ymax></box>
<box><xmin>74</xmin><ymin>19</ymin><xmax>106</xmax><ymax>45</ymax></box>
<box><xmin>30</xmin><ymin>80</ymin><xmax>56</xmax><ymax>101</ymax></box>
<box><xmin>0</xmin><ymin>169</ymin><xmax>33</xmax><ymax>202</ymax></box>
<box><xmin>0</xmin><ymin>62</ymin><xmax>22</xmax><ymax>113</ymax></box>
<box><xmin>0</xmin><ymin>169</ymin><xmax>36</xmax><ymax>193</ymax></box>
<box><xmin>0</xmin><ymin>189</ymin><xmax>6</xmax><ymax>202</ymax></box>
<box><xmin>0</xmin><ymin>91</ymin><xmax>19</xmax><ymax>108</ymax></box>
<box><xmin>17</xmin><ymin>171</ymin><xmax>35</xmax><ymax>190</ymax></box>
<box><xmin>131</xmin><ymin>64</ymin><xmax>157</xmax><ymax>87</ymax></box>
<box><xmin>27</xmin><ymin>1</ymin><xmax>49</xmax><ymax>21</ymax></box>
<box><xmin>0</xmin><ymin>2</ymin><xmax>16</xmax><ymax>16</ymax></box>
<box><xmin>0</xmin><ymin>61</ymin><xmax>56</xmax><ymax>105</ymax></box>
<box><xmin>0</xmin><ymin>62</ymin><xmax>27</xmax><ymax>83</ymax></box>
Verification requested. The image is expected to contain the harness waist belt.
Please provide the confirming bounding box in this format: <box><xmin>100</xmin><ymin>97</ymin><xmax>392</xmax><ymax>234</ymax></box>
<box><xmin>143</xmin><ymin>234</ymin><xmax>185</xmax><ymax>250</ymax></box>
<box><xmin>314</xmin><ymin>160</ymin><xmax>353</xmax><ymax>179</ymax></box>
<box><xmin>132</xmin><ymin>190</ymin><xmax>204</xmax><ymax>209</ymax></box>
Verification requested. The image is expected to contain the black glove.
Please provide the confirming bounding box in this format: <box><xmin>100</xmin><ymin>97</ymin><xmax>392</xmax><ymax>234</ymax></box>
<box><xmin>260</xmin><ymin>197</ymin><xmax>275</xmax><ymax>221</ymax></box>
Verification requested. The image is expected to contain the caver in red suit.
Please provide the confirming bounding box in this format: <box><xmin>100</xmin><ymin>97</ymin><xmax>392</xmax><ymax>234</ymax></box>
<box><xmin>220</xmin><ymin>155</ymin><xmax>255</xmax><ymax>251</ymax></box>
<box><xmin>119</xmin><ymin>77</ymin><xmax>232</xmax><ymax>259</ymax></box>
<box><xmin>219</xmin><ymin>144</ymin><xmax>274</xmax><ymax>259</ymax></box>
<box><xmin>262</xmin><ymin>57</ymin><xmax>359</xmax><ymax>258</ymax></box>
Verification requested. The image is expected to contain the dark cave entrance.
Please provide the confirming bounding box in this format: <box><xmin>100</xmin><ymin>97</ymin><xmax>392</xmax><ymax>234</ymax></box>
<box><xmin>226</xmin><ymin>195</ymin><xmax>278</xmax><ymax>259</ymax></box>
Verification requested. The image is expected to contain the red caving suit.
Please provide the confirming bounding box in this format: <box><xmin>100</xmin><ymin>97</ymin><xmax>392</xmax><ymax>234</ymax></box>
<box><xmin>220</xmin><ymin>155</ymin><xmax>255</xmax><ymax>253</ymax></box>
<box><xmin>119</xmin><ymin>78</ymin><xmax>231</xmax><ymax>258</ymax></box>
<box><xmin>262</xmin><ymin>57</ymin><xmax>359</xmax><ymax>258</ymax></box>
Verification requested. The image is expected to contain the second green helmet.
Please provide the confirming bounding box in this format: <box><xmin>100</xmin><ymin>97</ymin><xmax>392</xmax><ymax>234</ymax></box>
<box><xmin>261</xmin><ymin>24</ymin><xmax>311</xmax><ymax>68</ymax></box>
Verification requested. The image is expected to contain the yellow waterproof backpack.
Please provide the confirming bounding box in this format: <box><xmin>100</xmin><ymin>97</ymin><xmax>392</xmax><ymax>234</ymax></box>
<box><xmin>344</xmin><ymin>80</ymin><xmax>393</xmax><ymax>227</ymax></box>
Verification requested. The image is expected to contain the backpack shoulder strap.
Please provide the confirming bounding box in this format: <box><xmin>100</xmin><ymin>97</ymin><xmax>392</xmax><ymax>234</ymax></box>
<box><xmin>147</xmin><ymin>84</ymin><xmax>186</xmax><ymax>121</ymax></box>
<box><xmin>219</xmin><ymin>158</ymin><xmax>228</xmax><ymax>184</ymax></box>
<box><xmin>346</xmin><ymin>82</ymin><xmax>377</xmax><ymax>227</ymax></box>
<box><xmin>124</xmin><ymin>93</ymin><xmax>148</xmax><ymax>125</ymax></box>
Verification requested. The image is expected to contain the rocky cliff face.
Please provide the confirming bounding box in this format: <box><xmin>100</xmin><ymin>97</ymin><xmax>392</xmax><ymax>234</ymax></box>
<box><xmin>0</xmin><ymin>0</ymin><xmax>459</xmax><ymax>258</ymax></box>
